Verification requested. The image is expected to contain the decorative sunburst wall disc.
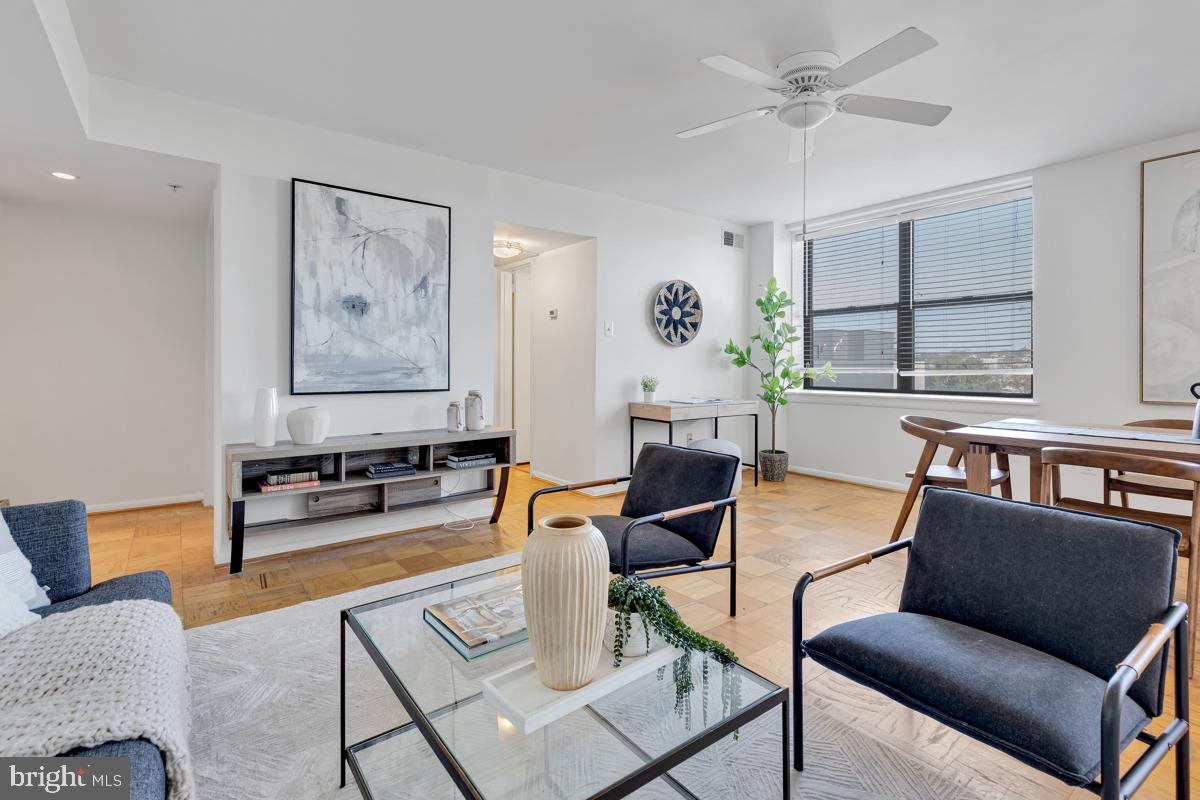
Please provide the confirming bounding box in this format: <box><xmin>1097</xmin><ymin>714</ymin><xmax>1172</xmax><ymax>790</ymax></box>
<box><xmin>653</xmin><ymin>279</ymin><xmax>703</xmax><ymax>346</ymax></box>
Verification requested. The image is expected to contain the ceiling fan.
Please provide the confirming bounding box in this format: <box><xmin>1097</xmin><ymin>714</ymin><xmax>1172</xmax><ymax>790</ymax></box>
<box><xmin>678</xmin><ymin>27</ymin><xmax>951</xmax><ymax>161</ymax></box>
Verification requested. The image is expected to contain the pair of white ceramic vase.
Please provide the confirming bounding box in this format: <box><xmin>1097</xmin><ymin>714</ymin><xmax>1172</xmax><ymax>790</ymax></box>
<box><xmin>253</xmin><ymin>387</ymin><xmax>331</xmax><ymax>447</ymax></box>
<box><xmin>522</xmin><ymin>514</ymin><xmax>662</xmax><ymax>691</ymax></box>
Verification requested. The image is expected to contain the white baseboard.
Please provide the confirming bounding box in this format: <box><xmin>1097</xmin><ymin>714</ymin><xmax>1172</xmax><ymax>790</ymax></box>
<box><xmin>529</xmin><ymin>470</ymin><xmax>626</xmax><ymax>497</ymax></box>
<box><xmin>87</xmin><ymin>493</ymin><xmax>205</xmax><ymax>513</ymax></box>
<box><xmin>787</xmin><ymin>465</ymin><xmax>906</xmax><ymax>493</ymax></box>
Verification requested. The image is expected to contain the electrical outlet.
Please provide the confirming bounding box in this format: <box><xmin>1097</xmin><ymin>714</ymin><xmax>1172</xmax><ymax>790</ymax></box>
<box><xmin>548</xmin><ymin>308</ymin><xmax>558</xmax><ymax>320</ymax></box>
<box><xmin>604</xmin><ymin>321</ymin><xmax>614</xmax><ymax>337</ymax></box>
<box><xmin>686</xmin><ymin>432</ymin><xmax>695</xmax><ymax>445</ymax></box>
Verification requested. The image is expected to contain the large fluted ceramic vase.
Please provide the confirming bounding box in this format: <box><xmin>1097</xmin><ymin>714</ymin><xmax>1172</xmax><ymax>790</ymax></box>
<box><xmin>522</xmin><ymin>513</ymin><xmax>609</xmax><ymax>690</ymax></box>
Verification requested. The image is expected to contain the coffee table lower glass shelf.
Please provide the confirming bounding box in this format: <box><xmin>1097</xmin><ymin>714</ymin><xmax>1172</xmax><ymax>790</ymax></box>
<box><xmin>340</xmin><ymin>568</ymin><xmax>790</xmax><ymax>799</ymax></box>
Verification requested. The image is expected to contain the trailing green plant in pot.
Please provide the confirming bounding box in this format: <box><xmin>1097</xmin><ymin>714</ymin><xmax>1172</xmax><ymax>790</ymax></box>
<box><xmin>725</xmin><ymin>276</ymin><xmax>835</xmax><ymax>482</ymax></box>
<box><xmin>607</xmin><ymin>576</ymin><xmax>740</xmax><ymax>720</ymax></box>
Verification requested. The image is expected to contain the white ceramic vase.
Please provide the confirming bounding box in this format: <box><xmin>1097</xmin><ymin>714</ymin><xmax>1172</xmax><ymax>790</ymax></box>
<box><xmin>522</xmin><ymin>513</ymin><xmax>609</xmax><ymax>690</ymax></box>
<box><xmin>253</xmin><ymin>387</ymin><xmax>278</xmax><ymax>447</ymax></box>
<box><xmin>643</xmin><ymin>390</ymin><xmax>656</xmax><ymax>403</ymax></box>
<box><xmin>604</xmin><ymin>609</ymin><xmax>667</xmax><ymax>657</ymax></box>
<box><xmin>286</xmin><ymin>406</ymin><xmax>331</xmax><ymax>444</ymax></box>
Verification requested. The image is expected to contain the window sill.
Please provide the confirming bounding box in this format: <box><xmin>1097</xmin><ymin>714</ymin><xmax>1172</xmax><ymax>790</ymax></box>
<box><xmin>784</xmin><ymin>389</ymin><xmax>1039</xmax><ymax>414</ymax></box>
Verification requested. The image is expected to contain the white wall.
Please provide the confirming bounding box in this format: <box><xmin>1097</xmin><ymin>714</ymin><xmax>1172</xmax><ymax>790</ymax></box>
<box><xmin>81</xmin><ymin>77</ymin><xmax>750</xmax><ymax>560</ymax></box>
<box><xmin>0</xmin><ymin>200</ymin><xmax>206</xmax><ymax>509</ymax></box>
<box><xmin>787</xmin><ymin>128</ymin><xmax>1200</xmax><ymax>501</ymax></box>
<box><xmin>530</xmin><ymin>239</ymin><xmax>597</xmax><ymax>482</ymax></box>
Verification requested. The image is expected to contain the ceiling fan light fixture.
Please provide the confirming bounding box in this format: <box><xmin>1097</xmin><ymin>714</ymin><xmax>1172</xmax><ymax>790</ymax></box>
<box><xmin>493</xmin><ymin>240</ymin><xmax>523</xmax><ymax>259</ymax></box>
<box><xmin>776</xmin><ymin>97</ymin><xmax>835</xmax><ymax>130</ymax></box>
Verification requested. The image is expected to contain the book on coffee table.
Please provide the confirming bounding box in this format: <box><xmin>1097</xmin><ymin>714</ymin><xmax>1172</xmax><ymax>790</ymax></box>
<box><xmin>423</xmin><ymin>583</ymin><xmax>527</xmax><ymax>660</ymax></box>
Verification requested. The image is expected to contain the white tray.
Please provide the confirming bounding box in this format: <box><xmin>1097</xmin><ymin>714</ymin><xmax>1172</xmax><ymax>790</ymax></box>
<box><xmin>480</xmin><ymin>646</ymin><xmax>683</xmax><ymax>735</ymax></box>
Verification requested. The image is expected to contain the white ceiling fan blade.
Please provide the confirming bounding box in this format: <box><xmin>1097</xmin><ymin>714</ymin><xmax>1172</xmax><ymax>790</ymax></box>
<box><xmin>788</xmin><ymin>127</ymin><xmax>815</xmax><ymax>162</ymax></box>
<box><xmin>825</xmin><ymin>27</ymin><xmax>938</xmax><ymax>89</ymax></box>
<box><xmin>676</xmin><ymin>106</ymin><xmax>777</xmax><ymax>138</ymax></box>
<box><xmin>837</xmin><ymin>94</ymin><xmax>951</xmax><ymax>126</ymax></box>
<box><xmin>700</xmin><ymin>55</ymin><xmax>789</xmax><ymax>91</ymax></box>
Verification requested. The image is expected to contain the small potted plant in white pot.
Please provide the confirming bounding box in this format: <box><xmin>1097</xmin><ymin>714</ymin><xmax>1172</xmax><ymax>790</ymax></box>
<box><xmin>725</xmin><ymin>276</ymin><xmax>835</xmax><ymax>482</ymax></box>
<box><xmin>640</xmin><ymin>375</ymin><xmax>660</xmax><ymax>403</ymax></box>
<box><xmin>606</xmin><ymin>576</ymin><xmax>739</xmax><ymax>714</ymax></box>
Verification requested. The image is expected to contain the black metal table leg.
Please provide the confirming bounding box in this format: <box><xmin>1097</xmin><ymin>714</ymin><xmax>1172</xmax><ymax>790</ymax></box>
<box><xmin>629</xmin><ymin>417</ymin><xmax>635</xmax><ymax>473</ymax></box>
<box><xmin>753</xmin><ymin>413</ymin><xmax>760</xmax><ymax>486</ymax></box>
<box><xmin>782</xmin><ymin>699</ymin><xmax>791</xmax><ymax>799</ymax></box>
<box><xmin>667</xmin><ymin>421</ymin><xmax>674</xmax><ymax>446</ymax></box>
<box><xmin>714</xmin><ymin>417</ymin><xmax>719</xmax><ymax>438</ymax></box>
<box><xmin>230</xmin><ymin>500</ymin><xmax>245</xmax><ymax>574</ymax></box>
<box><xmin>340</xmin><ymin>610</ymin><xmax>347</xmax><ymax>788</ymax></box>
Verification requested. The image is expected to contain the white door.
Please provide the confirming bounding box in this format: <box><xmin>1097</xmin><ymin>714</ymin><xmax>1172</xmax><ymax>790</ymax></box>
<box><xmin>512</xmin><ymin>266</ymin><xmax>532</xmax><ymax>463</ymax></box>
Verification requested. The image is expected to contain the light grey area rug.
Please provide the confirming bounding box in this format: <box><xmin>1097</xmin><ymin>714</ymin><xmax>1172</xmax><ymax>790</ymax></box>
<box><xmin>186</xmin><ymin>554</ymin><xmax>986</xmax><ymax>799</ymax></box>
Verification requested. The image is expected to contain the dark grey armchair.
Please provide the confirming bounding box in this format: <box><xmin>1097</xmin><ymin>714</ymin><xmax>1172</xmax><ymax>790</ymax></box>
<box><xmin>528</xmin><ymin>443</ymin><xmax>741</xmax><ymax>615</ymax></box>
<box><xmin>793</xmin><ymin>488</ymin><xmax>1189</xmax><ymax>800</ymax></box>
<box><xmin>2</xmin><ymin>500</ymin><xmax>174</xmax><ymax>800</ymax></box>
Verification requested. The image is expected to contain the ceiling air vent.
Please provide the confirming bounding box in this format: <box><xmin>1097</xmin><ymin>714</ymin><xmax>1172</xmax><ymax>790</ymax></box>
<box><xmin>722</xmin><ymin>230</ymin><xmax>745</xmax><ymax>250</ymax></box>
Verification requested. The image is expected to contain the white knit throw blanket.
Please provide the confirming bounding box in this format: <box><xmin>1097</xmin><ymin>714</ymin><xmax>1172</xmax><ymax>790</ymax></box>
<box><xmin>0</xmin><ymin>599</ymin><xmax>194</xmax><ymax>800</ymax></box>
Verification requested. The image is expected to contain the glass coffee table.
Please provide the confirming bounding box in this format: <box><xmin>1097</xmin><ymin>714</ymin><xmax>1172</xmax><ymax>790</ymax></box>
<box><xmin>340</xmin><ymin>567</ymin><xmax>790</xmax><ymax>799</ymax></box>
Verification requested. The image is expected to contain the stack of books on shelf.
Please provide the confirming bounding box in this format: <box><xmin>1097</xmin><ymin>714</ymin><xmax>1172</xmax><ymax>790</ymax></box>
<box><xmin>367</xmin><ymin>461</ymin><xmax>417</xmax><ymax>479</ymax></box>
<box><xmin>259</xmin><ymin>469</ymin><xmax>320</xmax><ymax>493</ymax></box>
<box><xmin>447</xmin><ymin>453</ymin><xmax>496</xmax><ymax>469</ymax></box>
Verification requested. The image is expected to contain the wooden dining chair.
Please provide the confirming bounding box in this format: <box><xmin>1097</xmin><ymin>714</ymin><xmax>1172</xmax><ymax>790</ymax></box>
<box><xmin>1106</xmin><ymin>419</ymin><xmax>1195</xmax><ymax>507</ymax></box>
<box><xmin>889</xmin><ymin>415</ymin><xmax>1013</xmax><ymax>542</ymax></box>
<box><xmin>1040</xmin><ymin>446</ymin><xmax>1200</xmax><ymax>675</ymax></box>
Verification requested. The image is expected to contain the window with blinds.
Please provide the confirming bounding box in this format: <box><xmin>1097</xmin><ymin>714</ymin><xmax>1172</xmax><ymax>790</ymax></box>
<box><xmin>797</xmin><ymin>194</ymin><xmax>1033</xmax><ymax>397</ymax></box>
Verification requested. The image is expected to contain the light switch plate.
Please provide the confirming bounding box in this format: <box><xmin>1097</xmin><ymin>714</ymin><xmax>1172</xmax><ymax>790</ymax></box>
<box><xmin>604</xmin><ymin>321</ymin><xmax>614</xmax><ymax>337</ymax></box>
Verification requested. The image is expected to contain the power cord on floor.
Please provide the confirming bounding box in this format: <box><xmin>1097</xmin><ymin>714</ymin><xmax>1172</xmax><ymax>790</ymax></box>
<box><xmin>438</xmin><ymin>470</ymin><xmax>476</xmax><ymax>531</ymax></box>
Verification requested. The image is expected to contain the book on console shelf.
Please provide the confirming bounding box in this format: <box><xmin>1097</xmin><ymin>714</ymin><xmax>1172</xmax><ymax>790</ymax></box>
<box><xmin>367</xmin><ymin>461</ymin><xmax>417</xmax><ymax>478</ymax></box>
<box><xmin>259</xmin><ymin>479</ymin><xmax>320</xmax><ymax>493</ymax></box>
<box><xmin>447</xmin><ymin>457</ymin><xmax>496</xmax><ymax>469</ymax></box>
<box><xmin>264</xmin><ymin>469</ymin><xmax>320</xmax><ymax>486</ymax></box>
<box><xmin>423</xmin><ymin>583</ymin><xmax>527</xmax><ymax>660</ymax></box>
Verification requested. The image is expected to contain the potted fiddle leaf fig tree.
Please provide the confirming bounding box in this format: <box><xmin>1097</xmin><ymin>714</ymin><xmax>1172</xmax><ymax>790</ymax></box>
<box><xmin>725</xmin><ymin>276</ymin><xmax>835</xmax><ymax>482</ymax></box>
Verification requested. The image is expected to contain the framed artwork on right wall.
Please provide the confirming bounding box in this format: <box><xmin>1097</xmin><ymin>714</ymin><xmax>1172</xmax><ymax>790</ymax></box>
<box><xmin>1141</xmin><ymin>147</ymin><xmax>1200</xmax><ymax>404</ymax></box>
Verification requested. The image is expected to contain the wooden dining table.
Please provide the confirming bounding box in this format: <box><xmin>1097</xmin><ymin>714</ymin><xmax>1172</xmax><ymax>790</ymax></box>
<box><xmin>948</xmin><ymin>418</ymin><xmax>1200</xmax><ymax>503</ymax></box>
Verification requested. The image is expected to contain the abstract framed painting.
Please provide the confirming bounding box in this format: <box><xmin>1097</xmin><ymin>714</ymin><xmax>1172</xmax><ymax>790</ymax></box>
<box><xmin>291</xmin><ymin>179</ymin><xmax>451</xmax><ymax>394</ymax></box>
<box><xmin>1141</xmin><ymin>149</ymin><xmax>1200</xmax><ymax>404</ymax></box>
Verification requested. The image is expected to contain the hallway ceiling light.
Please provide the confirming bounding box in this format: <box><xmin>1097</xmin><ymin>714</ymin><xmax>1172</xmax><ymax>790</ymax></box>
<box><xmin>50</xmin><ymin>171</ymin><xmax>78</xmax><ymax>180</ymax></box>
<box><xmin>493</xmin><ymin>240</ymin><xmax>523</xmax><ymax>259</ymax></box>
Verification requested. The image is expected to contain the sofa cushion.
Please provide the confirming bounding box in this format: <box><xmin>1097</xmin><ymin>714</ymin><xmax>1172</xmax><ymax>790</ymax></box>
<box><xmin>0</xmin><ymin>510</ymin><xmax>51</xmax><ymax>609</ymax></box>
<box><xmin>904</xmin><ymin>488</ymin><xmax>1178</xmax><ymax>718</ymax></box>
<box><xmin>805</xmin><ymin>611</ymin><xmax>1150</xmax><ymax>786</ymax></box>
<box><xmin>1</xmin><ymin>501</ymin><xmax>91</xmax><ymax>603</ymax></box>
<box><xmin>66</xmin><ymin>738</ymin><xmax>165</xmax><ymax>800</ymax></box>
<box><xmin>37</xmin><ymin>571</ymin><xmax>172</xmax><ymax>618</ymax></box>
<box><xmin>591</xmin><ymin>515</ymin><xmax>706</xmax><ymax>571</ymax></box>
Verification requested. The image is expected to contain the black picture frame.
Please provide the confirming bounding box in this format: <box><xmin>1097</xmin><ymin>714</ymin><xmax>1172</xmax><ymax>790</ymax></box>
<box><xmin>290</xmin><ymin>178</ymin><xmax>452</xmax><ymax>395</ymax></box>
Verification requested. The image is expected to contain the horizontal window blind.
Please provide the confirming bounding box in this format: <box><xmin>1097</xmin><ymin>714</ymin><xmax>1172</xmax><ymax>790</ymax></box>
<box><xmin>797</xmin><ymin>193</ymin><xmax>1033</xmax><ymax>397</ymax></box>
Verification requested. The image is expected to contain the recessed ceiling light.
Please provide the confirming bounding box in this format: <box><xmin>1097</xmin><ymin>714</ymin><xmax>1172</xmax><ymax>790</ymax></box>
<box><xmin>50</xmin><ymin>171</ymin><xmax>78</xmax><ymax>181</ymax></box>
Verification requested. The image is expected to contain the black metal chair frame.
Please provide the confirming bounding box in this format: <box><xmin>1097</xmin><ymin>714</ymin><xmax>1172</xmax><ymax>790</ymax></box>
<box><xmin>791</xmin><ymin>538</ymin><xmax>1191</xmax><ymax>800</ymax></box>
<box><xmin>527</xmin><ymin>476</ymin><xmax>739</xmax><ymax>616</ymax></box>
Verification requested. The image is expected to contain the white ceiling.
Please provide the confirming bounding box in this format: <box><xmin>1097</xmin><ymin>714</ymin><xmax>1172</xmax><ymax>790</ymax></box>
<box><xmin>493</xmin><ymin>222</ymin><xmax>592</xmax><ymax>267</ymax></box>
<box><xmin>0</xmin><ymin>2</ymin><xmax>215</xmax><ymax>224</ymax></box>
<box><xmin>60</xmin><ymin>0</ymin><xmax>1200</xmax><ymax>225</ymax></box>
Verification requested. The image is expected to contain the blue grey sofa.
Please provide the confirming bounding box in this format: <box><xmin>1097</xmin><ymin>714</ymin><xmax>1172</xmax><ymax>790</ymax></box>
<box><xmin>2</xmin><ymin>500</ymin><xmax>174</xmax><ymax>800</ymax></box>
<box><xmin>793</xmin><ymin>488</ymin><xmax>1189</xmax><ymax>800</ymax></box>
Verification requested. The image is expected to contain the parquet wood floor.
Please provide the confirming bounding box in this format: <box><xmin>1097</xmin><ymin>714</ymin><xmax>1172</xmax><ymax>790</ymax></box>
<box><xmin>85</xmin><ymin>465</ymin><xmax>1191</xmax><ymax>799</ymax></box>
